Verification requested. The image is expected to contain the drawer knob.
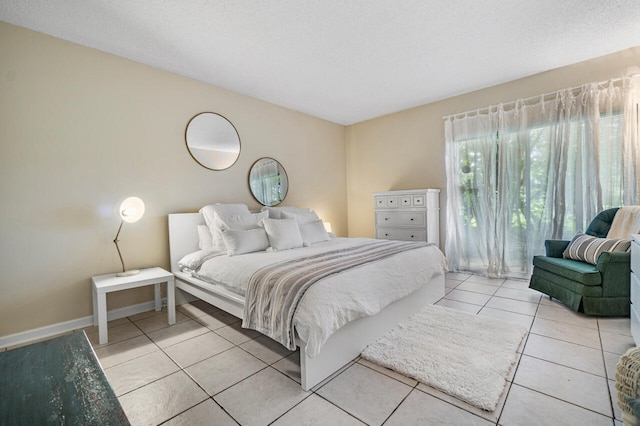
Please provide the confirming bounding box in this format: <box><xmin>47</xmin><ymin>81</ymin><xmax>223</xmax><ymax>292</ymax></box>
<box><xmin>385</xmin><ymin>217</ymin><xmax>388</xmax><ymax>221</ymax></box>
<box><xmin>410</xmin><ymin>218</ymin><xmax>414</xmax><ymax>221</ymax></box>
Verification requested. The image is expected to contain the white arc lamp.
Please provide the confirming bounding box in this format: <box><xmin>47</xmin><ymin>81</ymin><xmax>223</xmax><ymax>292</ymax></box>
<box><xmin>113</xmin><ymin>196</ymin><xmax>145</xmax><ymax>277</ymax></box>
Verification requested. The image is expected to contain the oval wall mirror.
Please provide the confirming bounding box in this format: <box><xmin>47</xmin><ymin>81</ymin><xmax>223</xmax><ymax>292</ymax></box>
<box><xmin>185</xmin><ymin>112</ymin><xmax>241</xmax><ymax>170</ymax></box>
<box><xmin>248</xmin><ymin>157</ymin><xmax>289</xmax><ymax>206</ymax></box>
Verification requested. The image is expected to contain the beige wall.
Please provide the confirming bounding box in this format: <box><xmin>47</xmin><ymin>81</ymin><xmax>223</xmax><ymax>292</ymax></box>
<box><xmin>0</xmin><ymin>22</ymin><xmax>347</xmax><ymax>337</ymax></box>
<box><xmin>346</xmin><ymin>47</ymin><xmax>640</xmax><ymax>243</ymax></box>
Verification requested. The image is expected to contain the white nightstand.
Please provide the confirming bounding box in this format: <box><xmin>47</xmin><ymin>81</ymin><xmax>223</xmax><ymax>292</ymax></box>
<box><xmin>91</xmin><ymin>267</ymin><xmax>176</xmax><ymax>345</ymax></box>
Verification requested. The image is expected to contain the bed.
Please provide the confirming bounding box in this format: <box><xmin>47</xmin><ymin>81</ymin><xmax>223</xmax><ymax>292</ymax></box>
<box><xmin>168</xmin><ymin>208</ymin><xmax>446</xmax><ymax>390</ymax></box>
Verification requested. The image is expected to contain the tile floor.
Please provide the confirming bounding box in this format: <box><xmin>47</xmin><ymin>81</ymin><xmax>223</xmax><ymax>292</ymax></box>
<box><xmin>79</xmin><ymin>272</ymin><xmax>634</xmax><ymax>425</ymax></box>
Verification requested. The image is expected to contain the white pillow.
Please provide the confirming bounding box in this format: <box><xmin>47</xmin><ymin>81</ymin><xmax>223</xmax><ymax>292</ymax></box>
<box><xmin>197</xmin><ymin>225</ymin><xmax>213</xmax><ymax>250</ymax></box>
<box><xmin>178</xmin><ymin>248</ymin><xmax>221</xmax><ymax>271</ymax></box>
<box><xmin>199</xmin><ymin>203</ymin><xmax>251</xmax><ymax>228</ymax></box>
<box><xmin>221</xmin><ymin>228</ymin><xmax>270</xmax><ymax>256</ymax></box>
<box><xmin>281</xmin><ymin>210</ymin><xmax>320</xmax><ymax>224</ymax></box>
<box><xmin>216</xmin><ymin>210</ymin><xmax>269</xmax><ymax>231</ymax></box>
<box><xmin>260</xmin><ymin>218</ymin><xmax>304</xmax><ymax>251</ymax></box>
<box><xmin>208</xmin><ymin>210</ymin><xmax>265</xmax><ymax>252</ymax></box>
<box><xmin>261</xmin><ymin>206</ymin><xmax>312</xmax><ymax>219</ymax></box>
<box><xmin>299</xmin><ymin>220</ymin><xmax>330</xmax><ymax>246</ymax></box>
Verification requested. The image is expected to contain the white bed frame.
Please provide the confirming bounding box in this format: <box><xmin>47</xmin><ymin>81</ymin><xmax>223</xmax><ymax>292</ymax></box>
<box><xmin>168</xmin><ymin>212</ymin><xmax>445</xmax><ymax>390</ymax></box>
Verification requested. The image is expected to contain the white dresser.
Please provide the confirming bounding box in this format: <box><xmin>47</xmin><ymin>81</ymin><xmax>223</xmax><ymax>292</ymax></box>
<box><xmin>631</xmin><ymin>234</ymin><xmax>640</xmax><ymax>345</ymax></box>
<box><xmin>373</xmin><ymin>189</ymin><xmax>440</xmax><ymax>247</ymax></box>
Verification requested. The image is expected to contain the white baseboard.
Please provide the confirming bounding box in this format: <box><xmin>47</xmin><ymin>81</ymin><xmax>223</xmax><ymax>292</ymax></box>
<box><xmin>0</xmin><ymin>299</ymin><xmax>171</xmax><ymax>350</ymax></box>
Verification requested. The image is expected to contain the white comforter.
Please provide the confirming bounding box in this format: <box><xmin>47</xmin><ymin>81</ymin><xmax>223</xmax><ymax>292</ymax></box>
<box><xmin>192</xmin><ymin>237</ymin><xmax>447</xmax><ymax>357</ymax></box>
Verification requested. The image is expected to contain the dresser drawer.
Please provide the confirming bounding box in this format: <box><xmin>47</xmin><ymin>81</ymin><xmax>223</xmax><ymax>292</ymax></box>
<box><xmin>632</xmin><ymin>305</ymin><xmax>640</xmax><ymax>346</ymax></box>
<box><xmin>396</xmin><ymin>194</ymin><xmax>426</xmax><ymax>208</ymax></box>
<box><xmin>375</xmin><ymin>211</ymin><xmax>426</xmax><ymax>227</ymax></box>
<box><xmin>376</xmin><ymin>228</ymin><xmax>427</xmax><ymax>242</ymax></box>
<box><xmin>399</xmin><ymin>195</ymin><xmax>412</xmax><ymax>207</ymax></box>
<box><xmin>632</xmin><ymin>239</ymin><xmax>640</xmax><ymax>274</ymax></box>
<box><xmin>632</xmin><ymin>273</ymin><xmax>640</xmax><ymax>308</ymax></box>
<box><xmin>412</xmin><ymin>194</ymin><xmax>425</xmax><ymax>207</ymax></box>
<box><xmin>374</xmin><ymin>195</ymin><xmax>398</xmax><ymax>209</ymax></box>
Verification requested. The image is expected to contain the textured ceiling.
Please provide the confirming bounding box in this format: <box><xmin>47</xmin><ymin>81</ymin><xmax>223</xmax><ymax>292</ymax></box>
<box><xmin>2</xmin><ymin>1</ymin><xmax>640</xmax><ymax>125</ymax></box>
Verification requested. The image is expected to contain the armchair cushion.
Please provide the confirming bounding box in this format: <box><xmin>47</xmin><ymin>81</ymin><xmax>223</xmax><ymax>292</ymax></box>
<box><xmin>562</xmin><ymin>232</ymin><xmax>631</xmax><ymax>265</ymax></box>
<box><xmin>533</xmin><ymin>256</ymin><xmax>602</xmax><ymax>286</ymax></box>
<box><xmin>545</xmin><ymin>239</ymin><xmax>571</xmax><ymax>258</ymax></box>
<box><xmin>585</xmin><ymin>207</ymin><xmax>620</xmax><ymax>237</ymax></box>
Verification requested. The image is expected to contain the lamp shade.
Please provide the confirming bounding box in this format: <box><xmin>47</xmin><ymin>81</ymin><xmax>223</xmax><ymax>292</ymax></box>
<box><xmin>119</xmin><ymin>197</ymin><xmax>145</xmax><ymax>223</ymax></box>
<box><xmin>114</xmin><ymin>196</ymin><xmax>145</xmax><ymax>277</ymax></box>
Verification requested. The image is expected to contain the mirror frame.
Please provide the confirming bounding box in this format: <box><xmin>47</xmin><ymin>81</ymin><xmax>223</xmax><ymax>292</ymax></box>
<box><xmin>184</xmin><ymin>112</ymin><xmax>241</xmax><ymax>171</ymax></box>
<box><xmin>248</xmin><ymin>157</ymin><xmax>289</xmax><ymax>206</ymax></box>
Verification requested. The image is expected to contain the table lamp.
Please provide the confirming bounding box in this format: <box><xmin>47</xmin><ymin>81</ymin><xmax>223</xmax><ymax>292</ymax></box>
<box><xmin>113</xmin><ymin>196</ymin><xmax>145</xmax><ymax>277</ymax></box>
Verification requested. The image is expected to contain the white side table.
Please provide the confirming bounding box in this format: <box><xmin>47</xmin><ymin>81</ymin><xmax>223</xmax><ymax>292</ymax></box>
<box><xmin>92</xmin><ymin>267</ymin><xmax>176</xmax><ymax>345</ymax></box>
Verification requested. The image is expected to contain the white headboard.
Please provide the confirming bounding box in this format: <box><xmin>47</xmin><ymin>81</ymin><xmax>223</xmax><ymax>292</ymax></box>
<box><xmin>168</xmin><ymin>213</ymin><xmax>205</xmax><ymax>272</ymax></box>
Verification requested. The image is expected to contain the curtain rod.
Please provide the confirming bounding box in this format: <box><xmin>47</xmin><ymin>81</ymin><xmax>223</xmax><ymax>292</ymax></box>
<box><xmin>442</xmin><ymin>73</ymin><xmax>639</xmax><ymax>120</ymax></box>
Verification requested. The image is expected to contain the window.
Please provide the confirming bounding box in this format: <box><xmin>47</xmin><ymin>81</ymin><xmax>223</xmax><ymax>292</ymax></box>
<box><xmin>445</xmin><ymin>78</ymin><xmax>637</xmax><ymax>278</ymax></box>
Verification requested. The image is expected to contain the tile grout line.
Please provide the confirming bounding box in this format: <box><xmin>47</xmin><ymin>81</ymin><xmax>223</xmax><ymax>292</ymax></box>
<box><xmin>138</xmin><ymin>314</ymin><xmax>238</xmax><ymax>426</ymax></box>
<box><xmin>495</xmin><ymin>297</ymin><xmax>541</xmax><ymax>425</ymax></box>
<box><xmin>120</xmin><ymin>309</ymin><xmax>269</xmax><ymax>425</ymax></box>
<box><xmin>597</xmin><ymin>317</ymin><xmax>620</xmax><ymax>422</ymax></box>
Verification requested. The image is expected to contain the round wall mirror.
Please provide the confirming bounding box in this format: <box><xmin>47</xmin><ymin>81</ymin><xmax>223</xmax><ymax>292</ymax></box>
<box><xmin>185</xmin><ymin>112</ymin><xmax>241</xmax><ymax>170</ymax></box>
<box><xmin>248</xmin><ymin>158</ymin><xmax>289</xmax><ymax>206</ymax></box>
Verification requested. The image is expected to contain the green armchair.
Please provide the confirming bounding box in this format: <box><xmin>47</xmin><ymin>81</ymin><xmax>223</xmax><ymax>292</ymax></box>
<box><xmin>529</xmin><ymin>208</ymin><xmax>631</xmax><ymax>317</ymax></box>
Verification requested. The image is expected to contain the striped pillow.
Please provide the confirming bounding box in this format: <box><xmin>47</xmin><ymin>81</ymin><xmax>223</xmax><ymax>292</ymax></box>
<box><xmin>562</xmin><ymin>232</ymin><xmax>631</xmax><ymax>265</ymax></box>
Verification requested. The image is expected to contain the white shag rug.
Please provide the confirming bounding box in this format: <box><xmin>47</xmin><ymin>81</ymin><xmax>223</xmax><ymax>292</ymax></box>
<box><xmin>361</xmin><ymin>304</ymin><xmax>527</xmax><ymax>411</ymax></box>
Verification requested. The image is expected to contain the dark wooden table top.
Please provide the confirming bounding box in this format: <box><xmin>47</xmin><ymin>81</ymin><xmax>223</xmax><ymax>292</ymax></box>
<box><xmin>0</xmin><ymin>331</ymin><xmax>129</xmax><ymax>425</ymax></box>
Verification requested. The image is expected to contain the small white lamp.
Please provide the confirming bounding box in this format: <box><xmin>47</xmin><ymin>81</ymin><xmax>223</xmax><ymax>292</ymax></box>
<box><xmin>113</xmin><ymin>196</ymin><xmax>145</xmax><ymax>277</ymax></box>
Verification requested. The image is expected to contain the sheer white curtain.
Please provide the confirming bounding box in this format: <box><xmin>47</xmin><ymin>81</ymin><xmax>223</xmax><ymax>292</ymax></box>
<box><xmin>445</xmin><ymin>77</ymin><xmax>638</xmax><ymax>278</ymax></box>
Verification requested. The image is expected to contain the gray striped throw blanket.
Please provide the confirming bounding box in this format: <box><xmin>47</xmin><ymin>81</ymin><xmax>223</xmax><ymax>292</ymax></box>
<box><xmin>242</xmin><ymin>240</ymin><xmax>429</xmax><ymax>350</ymax></box>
